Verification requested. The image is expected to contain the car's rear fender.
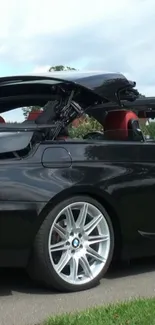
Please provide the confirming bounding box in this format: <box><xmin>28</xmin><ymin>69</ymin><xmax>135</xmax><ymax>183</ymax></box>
<box><xmin>33</xmin><ymin>185</ymin><xmax>123</xmax><ymax>260</ymax></box>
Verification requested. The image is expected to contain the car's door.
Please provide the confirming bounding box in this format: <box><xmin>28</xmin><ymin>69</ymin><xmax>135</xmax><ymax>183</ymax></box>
<box><xmin>134</xmin><ymin>142</ymin><xmax>155</xmax><ymax>234</ymax></box>
<box><xmin>0</xmin><ymin>141</ymin><xmax>74</xmax><ymax>266</ymax></box>
<box><xmin>0</xmin><ymin>155</ymin><xmax>44</xmax><ymax>264</ymax></box>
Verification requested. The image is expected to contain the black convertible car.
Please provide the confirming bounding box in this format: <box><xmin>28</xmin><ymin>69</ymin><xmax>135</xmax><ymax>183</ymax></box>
<box><xmin>0</xmin><ymin>71</ymin><xmax>155</xmax><ymax>292</ymax></box>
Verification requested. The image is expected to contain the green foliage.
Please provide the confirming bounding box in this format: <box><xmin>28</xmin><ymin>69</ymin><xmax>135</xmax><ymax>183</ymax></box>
<box><xmin>68</xmin><ymin>117</ymin><xmax>103</xmax><ymax>138</ymax></box>
<box><xmin>140</xmin><ymin>121</ymin><xmax>155</xmax><ymax>138</ymax></box>
<box><xmin>69</xmin><ymin>118</ymin><xmax>155</xmax><ymax>140</ymax></box>
<box><xmin>44</xmin><ymin>298</ymin><xmax>155</xmax><ymax>325</ymax></box>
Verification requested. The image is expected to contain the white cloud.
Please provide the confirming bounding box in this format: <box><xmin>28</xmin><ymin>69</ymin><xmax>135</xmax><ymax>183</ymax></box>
<box><xmin>32</xmin><ymin>65</ymin><xmax>51</xmax><ymax>73</ymax></box>
<box><xmin>0</xmin><ymin>0</ymin><xmax>155</xmax><ymax>94</ymax></box>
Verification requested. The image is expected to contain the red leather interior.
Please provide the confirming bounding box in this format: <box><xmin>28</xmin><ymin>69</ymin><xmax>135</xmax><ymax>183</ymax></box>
<box><xmin>27</xmin><ymin>111</ymin><xmax>42</xmax><ymax>121</ymax></box>
<box><xmin>104</xmin><ymin>110</ymin><xmax>138</xmax><ymax>140</ymax></box>
<box><xmin>57</xmin><ymin>136</ymin><xmax>68</xmax><ymax>140</ymax></box>
<box><xmin>0</xmin><ymin>116</ymin><xmax>5</xmax><ymax>123</ymax></box>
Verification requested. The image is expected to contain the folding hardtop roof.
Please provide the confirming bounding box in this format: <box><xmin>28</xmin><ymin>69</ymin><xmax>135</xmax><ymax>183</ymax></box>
<box><xmin>0</xmin><ymin>72</ymin><xmax>155</xmax><ymax>131</ymax></box>
<box><xmin>0</xmin><ymin>71</ymin><xmax>138</xmax><ymax>108</ymax></box>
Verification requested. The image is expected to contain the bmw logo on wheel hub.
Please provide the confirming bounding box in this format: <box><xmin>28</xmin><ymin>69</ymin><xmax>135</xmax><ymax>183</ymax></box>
<box><xmin>72</xmin><ymin>238</ymin><xmax>80</xmax><ymax>248</ymax></box>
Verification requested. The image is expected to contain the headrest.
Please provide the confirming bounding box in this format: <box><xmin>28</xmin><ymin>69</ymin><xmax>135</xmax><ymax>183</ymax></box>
<box><xmin>27</xmin><ymin>111</ymin><xmax>42</xmax><ymax>121</ymax></box>
<box><xmin>138</xmin><ymin>111</ymin><xmax>146</xmax><ymax>118</ymax></box>
<box><xmin>0</xmin><ymin>116</ymin><xmax>5</xmax><ymax>123</ymax></box>
<box><xmin>104</xmin><ymin>110</ymin><xmax>138</xmax><ymax>140</ymax></box>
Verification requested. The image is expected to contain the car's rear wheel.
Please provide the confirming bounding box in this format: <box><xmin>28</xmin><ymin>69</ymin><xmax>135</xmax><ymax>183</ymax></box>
<box><xmin>28</xmin><ymin>195</ymin><xmax>114</xmax><ymax>292</ymax></box>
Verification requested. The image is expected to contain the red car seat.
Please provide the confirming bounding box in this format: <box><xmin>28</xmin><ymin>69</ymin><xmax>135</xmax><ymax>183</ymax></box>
<box><xmin>0</xmin><ymin>116</ymin><xmax>5</xmax><ymax>123</ymax></box>
<box><xmin>27</xmin><ymin>111</ymin><xmax>42</xmax><ymax>121</ymax></box>
<box><xmin>104</xmin><ymin>110</ymin><xmax>144</xmax><ymax>141</ymax></box>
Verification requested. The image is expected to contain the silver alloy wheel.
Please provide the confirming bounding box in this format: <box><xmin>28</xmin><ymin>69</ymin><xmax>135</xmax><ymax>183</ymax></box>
<box><xmin>48</xmin><ymin>201</ymin><xmax>111</xmax><ymax>285</ymax></box>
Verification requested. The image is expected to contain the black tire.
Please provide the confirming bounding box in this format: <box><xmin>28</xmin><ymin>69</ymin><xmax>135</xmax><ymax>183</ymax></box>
<box><xmin>27</xmin><ymin>195</ymin><xmax>114</xmax><ymax>292</ymax></box>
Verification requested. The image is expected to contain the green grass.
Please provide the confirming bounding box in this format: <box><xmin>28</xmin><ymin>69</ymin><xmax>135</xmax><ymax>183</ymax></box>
<box><xmin>43</xmin><ymin>298</ymin><xmax>155</xmax><ymax>325</ymax></box>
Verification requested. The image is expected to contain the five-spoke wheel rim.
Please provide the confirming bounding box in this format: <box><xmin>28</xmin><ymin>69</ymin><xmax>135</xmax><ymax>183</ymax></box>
<box><xmin>48</xmin><ymin>202</ymin><xmax>111</xmax><ymax>285</ymax></box>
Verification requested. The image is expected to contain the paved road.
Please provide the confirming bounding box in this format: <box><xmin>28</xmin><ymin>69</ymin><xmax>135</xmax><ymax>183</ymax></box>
<box><xmin>1</xmin><ymin>258</ymin><xmax>155</xmax><ymax>325</ymax></box>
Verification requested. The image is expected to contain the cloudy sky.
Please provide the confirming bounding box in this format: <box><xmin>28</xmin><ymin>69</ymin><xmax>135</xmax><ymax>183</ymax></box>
<box><xmin>0</xmin><ymin>0</ymin><xmax>155</xmax><ymax>120</ymax></box>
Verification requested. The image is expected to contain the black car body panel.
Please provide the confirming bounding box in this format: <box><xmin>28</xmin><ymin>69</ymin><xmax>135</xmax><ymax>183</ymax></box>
<box><xmin>0</xmin><ymin>71</ymin><xmax>138</xmax><ymax>111</ymax></box>
<box><xmin>0</xmin><ymin>72</ymin><xmax>155</xmax><ymax>268</ymax></box>
<box><xmin>0</xmin><ymin>140</ymin><xmax>155</xmax><ymax>267</ymax></box>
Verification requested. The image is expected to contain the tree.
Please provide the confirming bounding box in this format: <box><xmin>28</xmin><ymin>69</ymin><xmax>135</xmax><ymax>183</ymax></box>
<box><xmin>49</xmin><ymin>65</ymin><xmax>76</xmax><ymax>72</ymax></box>
<box><xmin>139</xmin><ymin>93</ymin><xmax>145</xmax><ymax>98</ymax></box>
<box><xmin>23</xmin><ymin>65</ymin><xmax>77</xmax><ymax>118</ymax></box>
